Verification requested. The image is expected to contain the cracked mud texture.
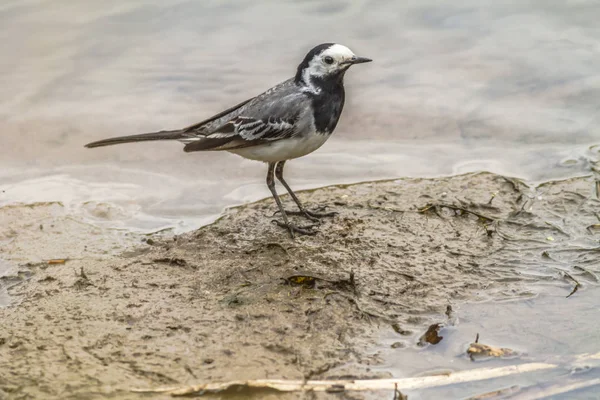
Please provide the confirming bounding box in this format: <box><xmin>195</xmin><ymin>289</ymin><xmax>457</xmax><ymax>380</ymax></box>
<box><xmin>1</xmin><ymin>172</ymin><xmax>599</xmax><ymax>399</ymax></box>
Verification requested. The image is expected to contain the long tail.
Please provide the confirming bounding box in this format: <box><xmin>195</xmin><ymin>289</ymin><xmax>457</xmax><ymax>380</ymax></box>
<box><xmin>84</xmin><ymin>130</ymin><xmax>186</xmax><ymax>148</ymax></box>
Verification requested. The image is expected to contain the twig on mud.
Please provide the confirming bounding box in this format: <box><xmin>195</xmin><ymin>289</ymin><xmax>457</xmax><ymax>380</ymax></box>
<box><xmin>573</xmin><ymin>266</ymin><xmax>598</xmax><ymax>282</ymax></box>
<box><xmin>366</xmin><ymin>202</ymin><xmax>409</xmax><ymax>213</ymax></box>
<box><xmin>346</xmin><ymin>296</ymin><xmax>386</xmax><ymax>320</ymax></box>
<box><xmin>418</xmin><ymin>203</ymin><xmax>497</xmax><ymax>223</ymax></box>
<box><xmin>562</xmin><ymin>271</ymin><xmax>581</xmax><ymax>298</ymax></box>
<box><xmin>153</xmin><ymin>257</ymin><xmax>188</xmax><ymax>267</ymax></box>
<box><xmin>476</xmin><ymin>222</ymin><xmax>496</xmax><ymax>238</ymax></box>
<box><xmin>326</xmin><ymin>291</ymin><xmax>387</xmax><ymax>320</ymax></box>
<box><xmin>303</xmin><ymin>362</ymin><xmax>341</xmax><ymax>380</ymax></box>
<box><xmin>417</xmin><ymin>203</ymin><xmax>444</xmax><ymax>219</ymax></box>
<box><xmin>446</xmin><ymin>249</ymin><xmax>484</xmax><ymax>258</ymax></box>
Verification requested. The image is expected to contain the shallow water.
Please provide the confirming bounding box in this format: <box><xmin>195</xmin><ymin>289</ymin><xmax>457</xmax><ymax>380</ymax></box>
<box><xmin>378</xmin><ymin>288</ymin><xmax>600</xmax><ymax>398</ymax></box>
<box><xmin>1</xmin><ymin>0</ymin><xmax>600</xmax><ymax>396</ymax></box>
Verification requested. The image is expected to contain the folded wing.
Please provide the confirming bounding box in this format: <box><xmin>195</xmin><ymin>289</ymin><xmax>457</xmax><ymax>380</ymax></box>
<box><xmin>183</xmin><ymin>115</ymin><xmax>298</xmax><ymax>152</ymax></box>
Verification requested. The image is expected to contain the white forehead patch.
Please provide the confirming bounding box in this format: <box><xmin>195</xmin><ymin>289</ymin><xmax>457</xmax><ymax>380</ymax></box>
<box><xmin>321</xmin><ymin>44</ymin><xmax>355</xmax><ymax>60</ymax></box>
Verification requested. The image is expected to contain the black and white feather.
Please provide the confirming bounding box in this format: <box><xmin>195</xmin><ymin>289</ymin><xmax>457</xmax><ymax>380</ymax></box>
<box><xmin>85</xmin><ymin>43</ymin><xmax>371</xmax><ymax>164</ymax></box>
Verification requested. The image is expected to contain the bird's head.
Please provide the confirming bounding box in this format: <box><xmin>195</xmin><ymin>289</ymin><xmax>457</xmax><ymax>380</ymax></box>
<box><xmin>295</xmin><ymin>43</ymin><xmax>372</xmax><ymax>91</ymax></box>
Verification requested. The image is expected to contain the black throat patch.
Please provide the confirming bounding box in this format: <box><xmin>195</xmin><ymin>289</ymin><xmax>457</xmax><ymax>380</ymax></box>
<box><xmin>307</xmin><ymin>74</ymin><xmax>346</xmax><ymax>134</ymax></box>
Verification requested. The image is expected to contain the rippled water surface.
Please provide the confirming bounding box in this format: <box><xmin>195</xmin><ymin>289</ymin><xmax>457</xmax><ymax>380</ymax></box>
<box><xmin>2</xmin><ymin>0</ymin><xmax>600</xmax><ymax>245</ymax></box>
<box><xmin>1</xmin><ymin>0</ymin><xmax>600</xmax><ymax>394</ymax></box>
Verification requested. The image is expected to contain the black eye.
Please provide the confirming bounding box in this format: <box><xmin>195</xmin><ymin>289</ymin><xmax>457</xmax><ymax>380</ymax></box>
<box><xmin>324</xmin><ymin>56</ymin><xmax>334</xmax><ymax>65</ymax></box>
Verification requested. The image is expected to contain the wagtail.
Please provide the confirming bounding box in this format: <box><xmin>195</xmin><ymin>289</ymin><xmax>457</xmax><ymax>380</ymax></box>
<box><xmin>85</xmin><ymin>43</ymin><xmax>372</xmax><ymax>238</ymax></box>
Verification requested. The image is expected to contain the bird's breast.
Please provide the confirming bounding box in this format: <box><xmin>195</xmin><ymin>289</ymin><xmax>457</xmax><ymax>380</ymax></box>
<box><xmin>228</xmin><ymin>131</ymin><xmax>331</xmax><ymax>163</ymax></box>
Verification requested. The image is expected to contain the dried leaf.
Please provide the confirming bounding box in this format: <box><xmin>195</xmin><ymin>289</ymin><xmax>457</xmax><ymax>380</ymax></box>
<box><xmin>468</xmin><ymin>342</ymin><xmax>517</xmax><ymax>361</ymax></box>
<box><xmin>418</xmin><ymin>323</ymin><xmax>443</xmax><ymax>346</ymax></box>
<box><xmin>284</xmin><ymin>275</ymin><xmax>317</xmax><ymax>288</ymax></box>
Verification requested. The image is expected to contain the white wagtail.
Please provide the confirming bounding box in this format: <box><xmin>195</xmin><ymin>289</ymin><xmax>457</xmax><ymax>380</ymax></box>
<box><xmin>85</xmin><ymin>43</ymin><xmax>372</xmax><ymax>238</ymax></box>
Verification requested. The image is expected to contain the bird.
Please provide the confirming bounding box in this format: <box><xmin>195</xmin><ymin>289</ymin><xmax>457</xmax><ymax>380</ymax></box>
<box><xmin>85</xmin><ymin>43</ymin><xmax>372</xmax><ymax>238</ymax></box>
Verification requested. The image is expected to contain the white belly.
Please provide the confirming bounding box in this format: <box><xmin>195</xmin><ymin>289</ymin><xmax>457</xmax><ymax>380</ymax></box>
<box><xmin>228</xmin><ymin>132</ymin><xmax>331</xmax><ymax>163</ymax></box>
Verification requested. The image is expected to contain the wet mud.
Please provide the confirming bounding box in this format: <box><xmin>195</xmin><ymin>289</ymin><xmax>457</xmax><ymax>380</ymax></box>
<box><xmin>0</xmin><ymin>172</ymin><xmax>599</xmax><ymax>399</ymax></box>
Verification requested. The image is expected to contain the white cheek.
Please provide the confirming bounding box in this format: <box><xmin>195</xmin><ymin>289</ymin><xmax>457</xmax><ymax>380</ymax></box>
<box><xmin>307</xmin><ymin>60</ymin><xmax>326</xmax><ymax>76</ymax></box>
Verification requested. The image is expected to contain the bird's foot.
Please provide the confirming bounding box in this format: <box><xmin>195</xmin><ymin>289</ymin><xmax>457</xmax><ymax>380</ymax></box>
<box><xmin>273</xmin><ymin>206</ymin><xmax>337</xmax><ymax>222</ymax></box>
<box><xmin>272</xmin><ymin>220</ymin><xmax>319</xmax><ymax>239</ymax></box>
<box><xmin>298</xmin><ymin>207</ymin><xmax>338</xmax><ymax>220</ymax></box>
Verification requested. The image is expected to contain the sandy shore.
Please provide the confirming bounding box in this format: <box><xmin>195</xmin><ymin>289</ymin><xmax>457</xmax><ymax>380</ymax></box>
<box><xmin>1</xmin><ymin>172</ymin><xmax>598</xmax><ymax>399</ymax></box>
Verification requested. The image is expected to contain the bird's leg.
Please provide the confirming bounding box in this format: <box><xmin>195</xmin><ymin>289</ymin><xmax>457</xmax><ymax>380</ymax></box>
<box><xmin>267</xmin><ymin>162</ymin><xmax>317</xmax><ymax>238</ymax></box>
<box><xmin>274</xmin><ymin>161</ymin><xmax>337</xmax><ymax>222</ymax></box>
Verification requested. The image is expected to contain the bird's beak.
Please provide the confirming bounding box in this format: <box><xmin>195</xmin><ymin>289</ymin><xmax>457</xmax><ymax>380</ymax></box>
<box><xmin>343</xmin><ymin>56</ymin><xmax>373</xmax><ymax>65</ymax></box>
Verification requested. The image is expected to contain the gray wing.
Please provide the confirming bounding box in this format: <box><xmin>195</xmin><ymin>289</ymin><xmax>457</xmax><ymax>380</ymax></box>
<box><xmin>183</xmin><ymin>79</ymin><xmax>312</xmax><ymax>152</ymax></box>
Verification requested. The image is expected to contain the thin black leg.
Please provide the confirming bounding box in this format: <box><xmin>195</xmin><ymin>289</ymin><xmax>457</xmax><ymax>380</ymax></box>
<box><xmin>274</xmin><ymin>161</ymin><xmax>337</xmax><ymax>221</ymax></box>
<box><xmin>267</xmin><ymin>162</ymin><xmax>316</xmax><ymax>238</ymax></box>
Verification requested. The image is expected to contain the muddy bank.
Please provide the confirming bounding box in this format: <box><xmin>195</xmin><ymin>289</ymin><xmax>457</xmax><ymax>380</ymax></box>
<box><xmin>1</xmin><ymin>172</ymin><xmax>599</xmax><ymax>399</ymax></box>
